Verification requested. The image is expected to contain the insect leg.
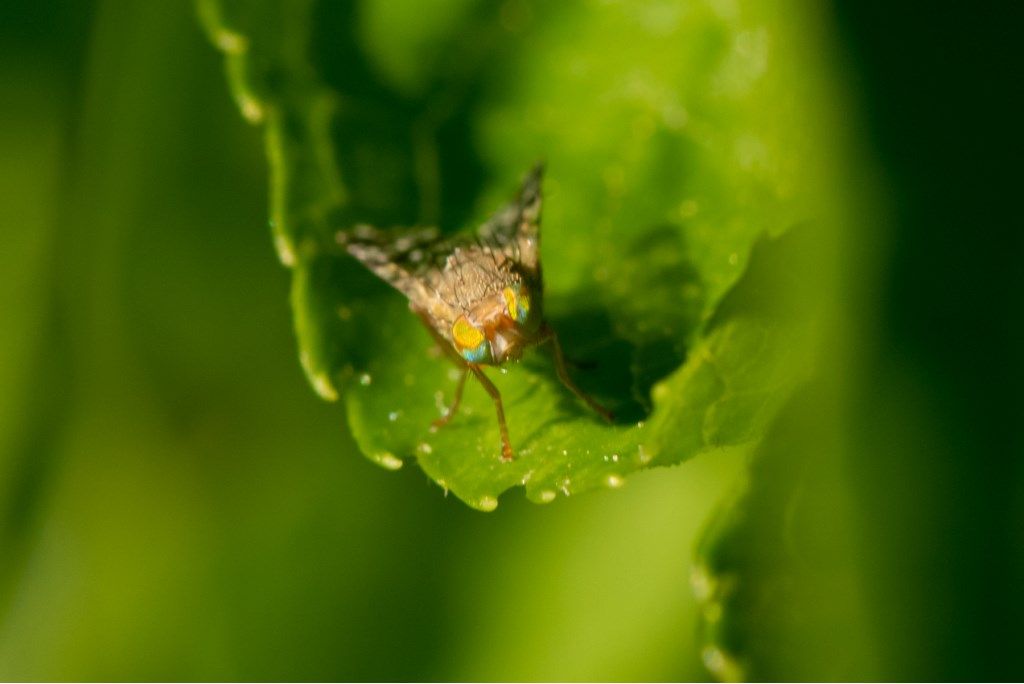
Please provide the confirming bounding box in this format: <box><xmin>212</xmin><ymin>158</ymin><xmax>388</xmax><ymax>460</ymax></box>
<box><xmin>542</xmin><ymin>325</ymin><xmax>615</xmax><ymax>423</ymax></box>
<box><xmin>469</xmin><ymin>365</ymin><xmax>515</xmax><ymax>461</ymax></box>
<box><xmin>432</xmin><ymin>368</ymin><xmax>467</xmax><ymax>429</ymax></box>
<box><xmin>413</xmin><ymin>307</ymin><xmax>472</xmax><ymax>430</ymax></box>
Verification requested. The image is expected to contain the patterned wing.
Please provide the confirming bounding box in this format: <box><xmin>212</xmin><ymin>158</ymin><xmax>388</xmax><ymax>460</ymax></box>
<box><xmin>337</xmin><ymin>165</ymin><xmax>546</xmax><ymax>340</ymax></box>
<box><xmin>338</xmin><ymin>224</ymin><xmax>458</xmax><ymax>321</ymax></box>
<box><xmin>477</xmin><ymin>163</ymin><xmax>543</xmax><ymax>278</ymax></box>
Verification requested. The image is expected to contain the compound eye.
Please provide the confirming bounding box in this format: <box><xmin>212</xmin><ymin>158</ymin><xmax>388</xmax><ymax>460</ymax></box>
<box><xmin>452</xmin><ymin>315</ymin><xmax>490</xmax><ymax>363</ymax></box>
<box><xmin>503</xmin><ymin>285</ymin><xmax>531</xmax><ymax>323</ymax></box>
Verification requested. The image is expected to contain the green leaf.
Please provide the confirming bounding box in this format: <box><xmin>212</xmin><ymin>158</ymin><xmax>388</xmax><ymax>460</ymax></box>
<box><xmin>692</xmin><ymin>383</ymin><xmax>878</xmax><ymax>681</ymax></box>
<box><xmin>200</xmin><ymin>0</ymin><xmax>817</xmax><ymax>509</ymax></box>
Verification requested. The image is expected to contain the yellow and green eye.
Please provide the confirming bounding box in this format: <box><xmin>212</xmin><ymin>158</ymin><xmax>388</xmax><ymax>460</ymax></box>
<box><xmin>452</xmin><ymin>316</ymin><xmax>491</xmax><ymax>363</ymax></box>
<box><xmin>503</xmin><ymin>285</ymin><xmax>531</xmax><ymax>323</ymax></box>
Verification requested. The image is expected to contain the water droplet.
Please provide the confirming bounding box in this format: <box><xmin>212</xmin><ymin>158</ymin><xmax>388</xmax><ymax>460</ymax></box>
<box><xmin>477</xmin><ymin>495</ymin><xmax>499</xmax><ymax>512</ymax></box>
<box><xmin>638</xmin><ymin>444</ymin><xmax>652</xmax><ymax>464</ymax></box>
<box><xmin>690</xmin><ymin>564</ymin><xmax>714</xmax><ymax>600</ymax></box>
<box><xmin>606</xmin><ymin>474</ymin><xmax>624</xmax><ymax>489</ymax></box>
<box><xmin>388</xmin><ymin>410</ymin><xmax>401</xmax><ymax>422</ymax></box>
<box><xmin>728</xmin><ymin>252</ymin><xmax>739</xmax><ymax>266</ymax></box>
<box><xmin>538</xmin><ymin>490</ymin><xmax>556</xmax><ymax>503</ymax></box>
<box><xmin>376</xmin><ymin>453</ymin><xmax>403</xmax><ymax>471</ymax></box>
<box><xmin>701</xmin><ymin>646</ymin><xmax>743</xmax><ymax>681</ymax></box>
<box><xmin>702</xmin><ymin>647</ymin><xmax>725</xmax><ymax>675</ymax></box>
<box><xmin>273</xmin><ymin>234</ymin><xmax>294</xmax><ymax>266</ymax></box>
<box><xmin>215</xmin><ymin>29</ymin><xmax>247</xmax><ymax>54</ymax></box>
<box><xmin>359</xmin><ymin>373</ymin><xmax>372</xmax><ymax>386</ymax></box>
<box><xmin>611</xmin><ymin>453</ymin><xmax>620</xmax><ymax>462</ymax></box>
<box><xmin>559</xmin><ymin>478</ymin><xmax>572</xmax><ymax>496</ymax></box>
<box><xmin>561</xmin><ymin>449</ymin><xmax>568</xmax><ymax>456</ymax></box>
<box><xmin>240</xmin><ymin>96</ymin><xmax>264</xmax><ymax>123</ymax></box>
<box><xmin>417</xmin><ymin>443</ymin><xmax>433</xmax><ymax>455</ymax></box>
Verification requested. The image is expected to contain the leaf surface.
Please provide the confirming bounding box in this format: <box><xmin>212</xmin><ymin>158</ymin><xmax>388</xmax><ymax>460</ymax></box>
<box><xmin>201</xmin><ymin>0</ymin><xmax>817</xmax><ymax>509</ymax></box>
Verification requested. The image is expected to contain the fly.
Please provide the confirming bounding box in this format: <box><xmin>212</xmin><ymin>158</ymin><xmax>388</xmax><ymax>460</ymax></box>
<box><xmin>337</xmin><ymin>165</ymin><xmax>612</xmax><ymax>460</ymax></box>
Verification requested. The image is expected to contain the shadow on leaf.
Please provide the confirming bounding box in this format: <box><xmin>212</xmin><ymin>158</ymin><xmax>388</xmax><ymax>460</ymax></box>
<box><xmin>542</xmin><ymin>224</ymin><xmax>705</xmax><ymax>423</ymax></box>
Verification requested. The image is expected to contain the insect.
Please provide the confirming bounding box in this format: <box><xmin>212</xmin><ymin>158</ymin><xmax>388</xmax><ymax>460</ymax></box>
<box><xmin>338</xmin><ymin>165</ymin><xmax>612</xmax><ymax>460</ymax></box>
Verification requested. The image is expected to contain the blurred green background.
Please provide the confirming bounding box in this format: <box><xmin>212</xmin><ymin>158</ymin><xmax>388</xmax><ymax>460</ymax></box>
<box><xmin>0</xmin><ymin>0</ymin><xmax>1018</xmax><ymax>681</ymax></box>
